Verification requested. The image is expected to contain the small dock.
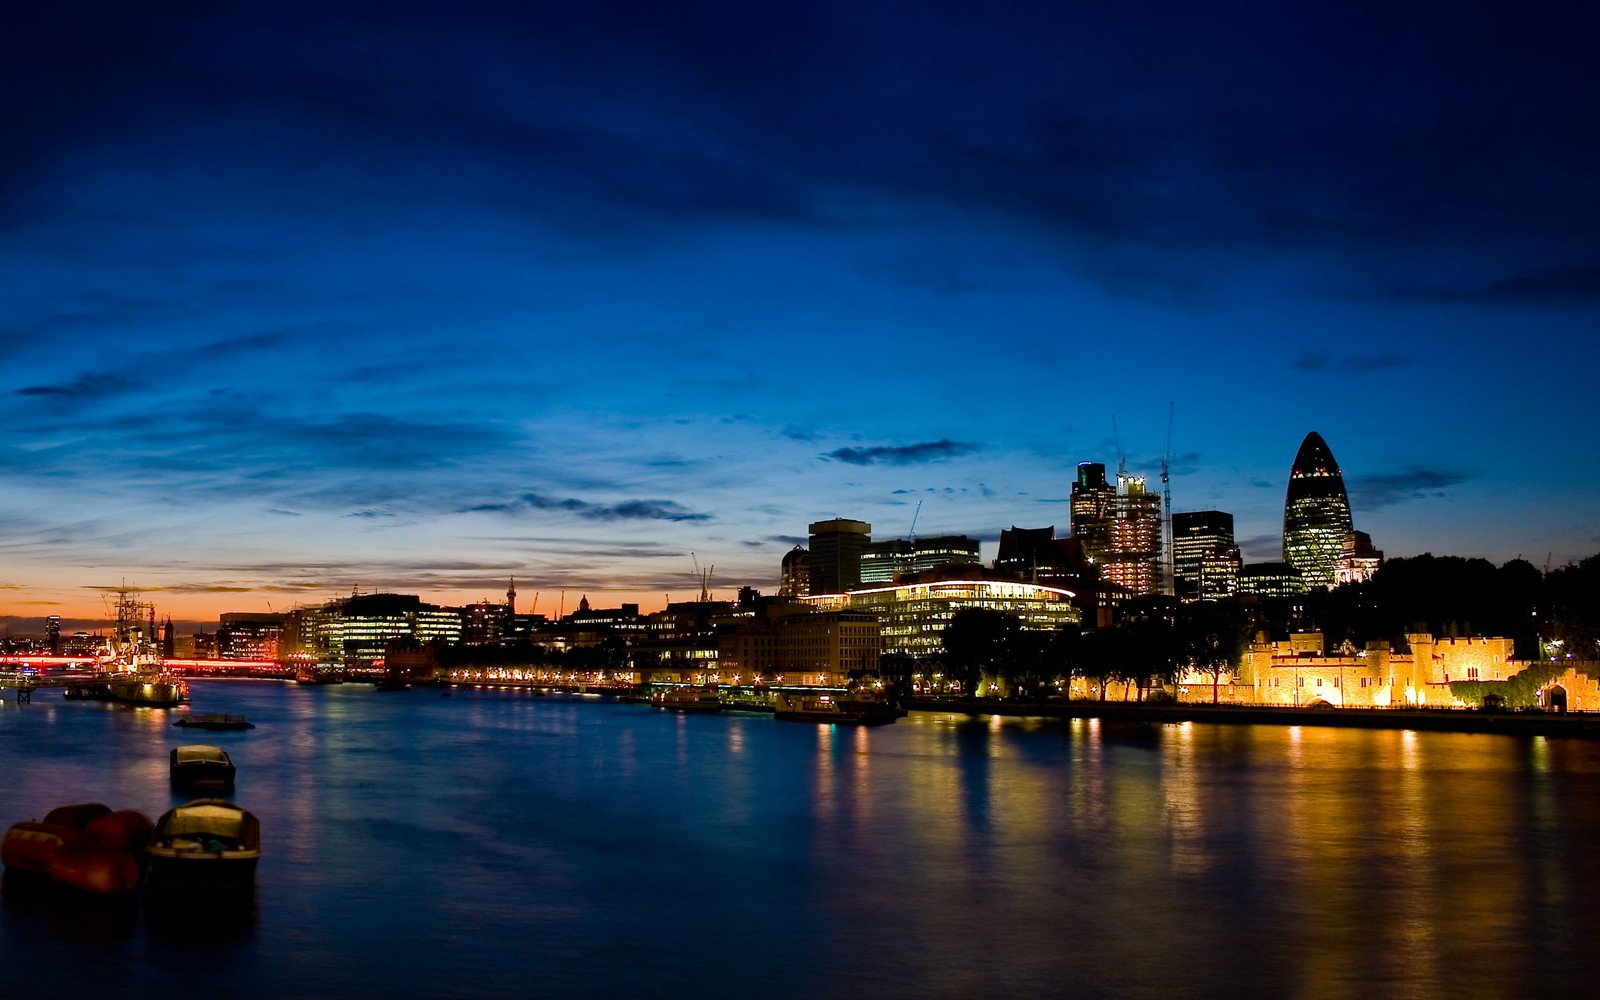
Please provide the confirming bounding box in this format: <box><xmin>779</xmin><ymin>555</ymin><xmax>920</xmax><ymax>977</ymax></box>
<box><xmin>0</xmin><ymin>669</ymin><xmax>108</xmax><ymax>704</ymax></box>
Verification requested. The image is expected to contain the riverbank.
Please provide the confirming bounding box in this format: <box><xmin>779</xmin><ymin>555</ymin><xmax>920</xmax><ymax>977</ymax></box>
<box><xmin>905</xmin><ymin>698</ymin><xmax>1600</xmax><ymax>737</ymax></box>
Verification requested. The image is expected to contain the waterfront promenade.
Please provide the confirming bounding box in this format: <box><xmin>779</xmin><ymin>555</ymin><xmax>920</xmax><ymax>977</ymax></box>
<box><xmin>907</xmin><ymin>697</ymin><xmax>1600</xmax><ymax>737</ymax></box>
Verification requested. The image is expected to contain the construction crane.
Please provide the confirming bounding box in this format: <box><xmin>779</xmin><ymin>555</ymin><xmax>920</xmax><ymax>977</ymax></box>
<box><xmin>692</xmin><ymin>553</ymin><xmax>714</xmax><ymax>603</ymax></box>
<box><xmin>1162</xmin><ymin>402</ymin><xmax>1175</xmax><ymax>596</ymax></box>
<box><xmin>902</xmin><ymin>500</ymin><xmax>924</xmax><ymax>578</ymax></box>
<box><xmin>1112</xmin><ymin>415</ymin><xmax>1128</xmax><ymax>485</ymax></box>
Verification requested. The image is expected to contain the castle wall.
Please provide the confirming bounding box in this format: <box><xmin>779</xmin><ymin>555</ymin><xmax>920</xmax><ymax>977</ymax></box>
<box><xmin>1239</xmin><ymin>633</ymin><xmax>1518</xmax><ymax>708</ymax></box>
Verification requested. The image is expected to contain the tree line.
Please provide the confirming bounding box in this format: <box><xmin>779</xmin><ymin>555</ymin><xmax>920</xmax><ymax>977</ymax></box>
<box><xmin>888</xmin><ymin>600</ymin><xmax>1254</xmax><ymax>703</ymax></box>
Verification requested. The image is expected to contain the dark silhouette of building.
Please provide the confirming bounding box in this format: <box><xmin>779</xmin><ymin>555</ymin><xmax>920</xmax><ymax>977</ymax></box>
<box><xmin>1283</xmin><ymin>432</ymin><xmax>1354</xmax><ymax>589</ymax></box>
<box><xmin>808</xmin><ymin>518</ymin><xmax>871</xmax><ymax>595</ymax></box>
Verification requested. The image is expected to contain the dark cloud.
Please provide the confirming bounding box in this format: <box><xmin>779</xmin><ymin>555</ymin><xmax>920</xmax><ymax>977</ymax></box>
<box><xmin>1349</xmin><ymin>467</ymin><xmax>1474</xmax><ymax>511</ymax></box>
<box><xmin>1238</xmin><ymin>533</ymin><xmax>1283</xmax><ymax>561</ymax></box>
<box><xmin>1367</xmin><ymin>266</ymin><xmax>1600</xmax><ymax>306</ymax></box>
<box><xmin>468</xmin><ymin>493</ymin><xmax>711</xmax><ymax>523</ymax></box>
<box><xmin>857</xmin><ymin>255</ymin><xmax>984</xmax><ymax>296</ymax></box>
<box><xmin>14</xmin><ymin>373</ymin><xmax>132</xmax><ymax>400</ymax></box>
<box><xmin>824</xmin><ymin>440</ymin><xmax>981</xmax><ymax>466</ymax></box>
<box><xmin>1294</xmin><ymin>352</ymin><xmax>1412</xmax><ymax>375</ymax></box>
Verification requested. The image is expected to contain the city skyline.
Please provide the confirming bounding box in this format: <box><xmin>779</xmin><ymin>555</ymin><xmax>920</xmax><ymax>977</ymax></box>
<box><xmin>4</xmin><ymin>3</ymin><xmax>1597</xmax><ymax>625</ymax></box>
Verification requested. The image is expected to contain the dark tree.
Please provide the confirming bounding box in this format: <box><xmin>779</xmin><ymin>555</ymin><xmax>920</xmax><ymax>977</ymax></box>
<box><xmin>1548</xmin><ymin>553</ymin><xmax>1600</xmax><ymax>662</ymax></box>
<box><xmin>1180</xmin><ymin>600</ymin><xmax>1252</xmax><ymax>703</ymax></box>
<box><xmin>941</xmin><ymin>607</ymin><xmax>1023</xmax><ymax>696</ymax></box>
<box><xmin>1077</xmin><ymin>626</ymin><xmax>1125</xmax><ymax>702</ymax></box>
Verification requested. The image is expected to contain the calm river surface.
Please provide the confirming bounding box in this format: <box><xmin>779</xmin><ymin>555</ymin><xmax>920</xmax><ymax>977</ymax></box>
<box><xmin>3</xmin><ymin>680</ymin><xmax>1598</xmax><ymax>999</ymax></box>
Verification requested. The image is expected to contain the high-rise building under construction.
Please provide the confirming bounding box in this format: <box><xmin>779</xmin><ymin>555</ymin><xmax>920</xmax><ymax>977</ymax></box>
<box><xmin>1071</xmin><ymin>461</ymin><xmax>1162</xmax><ymax>596</ymax></box>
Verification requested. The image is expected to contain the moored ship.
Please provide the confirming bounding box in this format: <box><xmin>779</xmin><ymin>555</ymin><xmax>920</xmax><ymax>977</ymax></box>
<box><xmin>772</xmin><ymin>689</ymin><xmax>899</xmax><ymax>725</ymax></box>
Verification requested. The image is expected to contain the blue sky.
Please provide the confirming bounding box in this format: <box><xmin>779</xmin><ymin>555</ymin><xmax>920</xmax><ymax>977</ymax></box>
<box><xmin>3</xmin><ymin>1</ymin><xmax>1597</xmax><ymax>628</ymax></box>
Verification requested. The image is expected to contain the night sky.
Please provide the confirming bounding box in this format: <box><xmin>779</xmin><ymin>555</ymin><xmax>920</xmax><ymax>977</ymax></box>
<box><xmin>4</xmin><ymin>2</ymin><xmax>1597</xmax><ymax>628</ymax></box>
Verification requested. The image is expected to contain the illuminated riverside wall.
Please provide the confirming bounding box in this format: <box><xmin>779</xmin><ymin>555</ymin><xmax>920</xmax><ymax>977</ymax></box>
<box><xmin>1179</xmin><ymin>633</ymin><xmax>1520</xmax><ymax>708</ymax></box>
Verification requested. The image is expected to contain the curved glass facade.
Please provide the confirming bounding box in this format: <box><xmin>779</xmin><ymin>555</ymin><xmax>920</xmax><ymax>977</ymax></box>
<box><xmin>1282</xmin><ymin>432</ymin><xmax>1353</xmax><ymax>589</ymax></box>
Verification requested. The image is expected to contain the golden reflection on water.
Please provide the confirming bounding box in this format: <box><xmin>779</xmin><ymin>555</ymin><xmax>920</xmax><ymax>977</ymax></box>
<box><xmin>793</xmin><ymin>717</ymin><xmax>1600</xmax><ymax>997</ymax></box>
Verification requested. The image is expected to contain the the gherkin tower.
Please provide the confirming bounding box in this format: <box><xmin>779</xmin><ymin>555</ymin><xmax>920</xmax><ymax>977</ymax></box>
<box><xmin>1282</xmin><ymin>432</ymin><xmax>1352</xmax><ymax>589</ymax></box>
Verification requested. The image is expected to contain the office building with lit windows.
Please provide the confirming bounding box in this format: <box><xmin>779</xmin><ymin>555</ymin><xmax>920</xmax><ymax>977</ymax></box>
<box><xmin>1172</xmin><ymin>510</ymin><xmax>1241</xmax><ymax>600</ymax></box>
<box><xmin>860</xmin><ymin>535</ymin><xmax>981</xmax><ymax>583</ymax></box>
<box><xmin>806</xmin><ymin>577</ymin><xmax>1079</xmax><ymax>658</ymax></box>
<box><xmin>1237</xmin><ymin>562</ymin><xmax>1306</xmax><ymax>597</ymax></box>
<box><xmin>1069</xmin><ymin>462</ymin><xmax>1117</xmax><ymax>557</ymax></box>
<box><xmin>285</xmin><ymin>593</ymin><xmax>462</xmax><ymax>668</ymax></box>
<box><xmin>778</xmin><ymin>545</ymin><xmax>810</xmax><ymax>597</ymax></box>
<box><xmin>217</xmin><ymin>612</ymin><xmax>285</xmax><ymax>660</ymax></box>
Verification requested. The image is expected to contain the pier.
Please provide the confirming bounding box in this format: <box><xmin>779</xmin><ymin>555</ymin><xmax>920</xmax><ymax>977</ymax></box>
<box><xmin>0</xmin><ymin>668</ymin><xmax>107</xmax><ymax>703</ymax></box>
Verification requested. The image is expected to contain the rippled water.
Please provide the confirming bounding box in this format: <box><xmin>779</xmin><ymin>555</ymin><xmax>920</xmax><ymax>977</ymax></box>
<box><xmin>3</xmin><ymin>681</ymin><xmax>1598</xmax><ymax>998</ymax></box>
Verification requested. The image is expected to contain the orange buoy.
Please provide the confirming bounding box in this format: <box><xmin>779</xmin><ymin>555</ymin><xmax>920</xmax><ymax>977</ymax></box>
<box><xmin>41</xmin><ymin>803</ymin><xmax>112</xmax><ymax>831</ymax></box>
<box><xmin>1</xmin><ymin>822</ymin><xmax>82</xmax><ymax>875</ymax></box>
<box><xmin>47</xmin><ymin>840</ymin><xmax>141</xmax><ymax>895</ymax></box>
<box><xmin>84</xmin><ymin>810</ymin><xmax>155</xmax><ymax>853</ymax></box>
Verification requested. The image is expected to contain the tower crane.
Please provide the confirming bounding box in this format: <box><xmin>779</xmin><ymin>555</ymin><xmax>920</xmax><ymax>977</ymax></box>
<box><xmin>902</xmin><ymin>499</ymin><xmax>924</xmax><ymax>578</ymax></box>
<box><xmin>1162</xmin><ymin>402</ymin><xmax>1175</xmax><ymax>596</ymax></box>
<box><xmin>1112</xmin><ymin>415</ymin><xmax>1128</xmax><ymax>486</ymax></box>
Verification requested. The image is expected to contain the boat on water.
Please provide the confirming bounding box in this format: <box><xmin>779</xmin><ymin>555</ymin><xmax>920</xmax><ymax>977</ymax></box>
<box><xmin>772</xmin><ymin>690</ymin><xmax>900</xmax><ymax>725</ymax></box>
<box><xmin>105</xmin><ymin>674</ymin><xmax>189</xmax><ymax>707</ymax></box>
<box><xmin>651</xmin><ymin>685</ymin><xmax>724</xmax><ymax>712</ymax></box>
<box><xmin>1</xmin><ymin>803</ymin><xmax>152</xmax><ymax>895</ymax></box>
<box><xmin>146</xmin><ymin>799</ymin><xmax>260</xmax><ymax>891</ymax></box>
<box><xmin>170</xmin><ymin>745</ymin><xmax>237</xmax><ymax>791</ymax></box>
<box><xmin>173</xmin><ymin>713</ymin><xmax>255</xmax><ymax>730</ymax></box>
<box><xmin>295</xmin><ymin>662</ymin><xmax>345</xmax><ymax>684</ymax></box>
<box><xmin>73</xmin><ymin>585</ymin><xmax>189</xmax><ymax>707</ymax></box>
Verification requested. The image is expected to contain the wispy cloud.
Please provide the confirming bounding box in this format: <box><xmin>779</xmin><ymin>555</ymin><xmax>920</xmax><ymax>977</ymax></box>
<box><xmin>468</xmin><ymin>493</ymin><xmax>712</xmax><ymax>522</ymax></box>
<box><xmin>823</xmin><ymin>440</ymin><xmax>981</xmax><ymax>466</ymax></box>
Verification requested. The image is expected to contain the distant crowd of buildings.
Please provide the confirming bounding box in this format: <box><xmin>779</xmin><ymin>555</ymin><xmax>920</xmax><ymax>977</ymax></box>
<box><xmin>9</xmin><ymin>432</ymin><xmax>1405</xmax><ymax>694</ymax></box>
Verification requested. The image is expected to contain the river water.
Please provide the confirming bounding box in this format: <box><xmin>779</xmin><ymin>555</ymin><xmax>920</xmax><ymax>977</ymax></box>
<box><xmin>2</xmin><ymin>680</ymin><xmax>1597</xmax><ymax>999</ymax></box>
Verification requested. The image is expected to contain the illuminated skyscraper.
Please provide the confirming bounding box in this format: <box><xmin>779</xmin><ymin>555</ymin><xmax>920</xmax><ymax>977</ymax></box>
<box><xmin>1282</xmin><ymin>432</ymin><xmax>1353</xmax><ymax>589</ymax></box>
<box><xmin>1069</xmin><ymin>462</ymin><xmax>1116</xmax><ymax>558</ymax></box>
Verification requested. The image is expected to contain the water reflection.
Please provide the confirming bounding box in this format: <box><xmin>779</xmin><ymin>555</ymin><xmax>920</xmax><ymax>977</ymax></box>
<box><xmin>2</xmin><ymin>685</ymin><xmax>1598</xmax><ymax>998</ymax></box>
